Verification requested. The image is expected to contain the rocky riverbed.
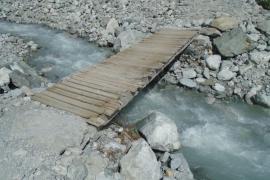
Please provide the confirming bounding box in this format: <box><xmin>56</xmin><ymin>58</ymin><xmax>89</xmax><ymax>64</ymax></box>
<box><xmin>1</xmin><ymin>0</ymin><xmax>270</xmax><ymax>180</ymax></box>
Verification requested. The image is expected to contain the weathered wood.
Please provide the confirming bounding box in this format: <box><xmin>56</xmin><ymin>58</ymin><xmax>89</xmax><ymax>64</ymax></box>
<box><xmin>32</xmin><ymin>29</ymin><xmax>197</xmax><ymax>127</ymax></box>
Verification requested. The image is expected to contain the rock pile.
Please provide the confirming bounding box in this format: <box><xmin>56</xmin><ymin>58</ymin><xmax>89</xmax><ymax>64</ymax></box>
<box><xmin>164</xmin><ymin>16</ymin><xmax>270</xmax><ymax>108</ymax></box>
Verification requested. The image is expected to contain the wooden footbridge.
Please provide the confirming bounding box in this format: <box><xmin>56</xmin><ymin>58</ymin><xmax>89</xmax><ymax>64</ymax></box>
<box><xmin>32</xmin><ymin>28</ymin><xmax>197</xmax><ymax>127</ymax></box>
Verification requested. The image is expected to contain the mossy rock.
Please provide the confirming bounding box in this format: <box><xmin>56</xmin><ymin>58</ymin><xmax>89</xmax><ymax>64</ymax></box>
<box><xmin>257</xmin><ymin>0</ymin><xmax>270</xmax><ymax>10</ymax></box>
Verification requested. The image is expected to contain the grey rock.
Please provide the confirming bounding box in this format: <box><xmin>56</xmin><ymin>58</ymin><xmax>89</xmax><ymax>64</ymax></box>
<box><xmin>239</xmin><ymin>64</ymin><xmax>253</xmax><ymax>75</ymax></box>
<box><xmin>170</xmin><ymin>153</ymin><xmax>194</xmax><ymax>180</ymax></box>
<box><xmin>179</xmin><ymin>78</ymin><xmax>197</xmax><ymax>88</ymax></box>
<box><xmin>253</xmin><ymin>93</ymin><xmax>270</xmax><ymax>108</ymax></box>
<box><xmin>182</xmin><ymin>68</ymin><xmax>197</xmax><ymax>79</ymax></box>
<box><xmin>213</xmin><ymin>28</ymin><xmax>255</xmax><ymax>57</ymax></box>
<box><xmin>120</xmin><ymin>139</ymin><xmax>161</xmax><ymax>180</ymax></box>
<box><xmin>200</xmin><ymin>27</ymin><xmax>222</xmax><ymax>38</ymax></box>
<box><xmin>203</xmin><ymin>68</ymin><xmax>210</xmax><ymax>79</ymax></box>
<box><xmin>257</xmin><ymin>20</ymin><xmax>270</xmax><ymax>35</ymax></box>
<box><xmin>160</xmin><ymin>152</ymin><xmax>171</xmax><ymax>163</ymax></box>
<box><xmin>106</xmin><ymin>18</ymin><xmax>119</xmax><ymax>35</ymax></box>
<box><xmin>139</xmin><ymin>112</ymin><xmax>181</xmax><ymax>152</ymax></box>
<box><xmin>217</xmin><ymin>68</ymin><xmax>237</xmax><ymax>81</ymax></box>
<box><xmin>206</xmin><ymin>55</ymin><xmax>221</xmax><ymax>70</ymax></box>
<box><xmin>210</xmin><ymin>16</ymin><xmax>239</xmax><ymax>31</ymax></box>
<box><xmin>249</xmin><ymin>50</ymin><xmax>270</xmax><ymax>64</ymax></box>
<box><xmin>67</xmin><ymin>159</ymin><xmax>88</xmax><ymax>180</ymax></box>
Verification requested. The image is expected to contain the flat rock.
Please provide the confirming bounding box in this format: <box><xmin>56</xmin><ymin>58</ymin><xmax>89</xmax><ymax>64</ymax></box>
<box><xmin>138</xmin><ymin>112</ymin><xmax>181</xmax><ymax>152</ymax></box>
<box><xmin>210</xmin><ymin>16</ymin><xmax>239</xmax><ymax>31</ymax></box>
<box><xmin>179</xmin><ymin>78</ymin><xmax>197</xmax><ymax>88</ymax></box>
<box><xmin>200</xmin><ymin>27</ymin><xmax>222</xmax><ymax>37</ymax></box>
<box><xmin>217</xmin><ymin>68</ymin><xmax>237</xmax><ymax>81</ymax></box>
<box><xmin>206</xmin><ymin>55</ymin><xmax>221</xmax><ymax>70</ymax></box>
<box><xmin>120</xmin><ymin>139</ymin><xmax>161</xmax><ymax>180</ymax></box>
<box><xmin>213</xmin><ymin>28</ymin><xmax>255</xmax><ymax>57</ymax></box>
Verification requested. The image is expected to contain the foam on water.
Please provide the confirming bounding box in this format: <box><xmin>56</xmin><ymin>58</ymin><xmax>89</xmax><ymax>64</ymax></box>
<box><xmin>119</xmin><ymin>86</ymin><xmax>270</xmax><ymax>180</ymax></box>
<box><xmin>0</xmin><ymin>21</ymin><xmax>112</xmax><ymax>82</ymax></box>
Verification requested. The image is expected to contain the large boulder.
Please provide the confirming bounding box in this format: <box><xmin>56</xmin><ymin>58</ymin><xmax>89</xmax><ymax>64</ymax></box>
<box><xmin>210</xmin><ymin>16</ymin><xmax>239</xmax><ymax>31</ymax></box>
<box><xmin>138</xmin><ymin>112</ymin><xmax>181</xmax><ymax>152</ymax></box>
<box><xmin>256</xmin><ymin>19</ymin><xmax>270</xmax><ymax>35</ymax></box>
<box><xmin>213</xmin><ymin>28</ymin><xmax>255</xmax><ymax>57</ymax></box>
<box><xmin>253</xmin><ymin>93</ymin><xmax>270</xmax><ymax>108</ymax></box>
<box><xmin>120</xmin><ymin>139</ymin><xmax>161</xmax><ymax>180</ymax></box>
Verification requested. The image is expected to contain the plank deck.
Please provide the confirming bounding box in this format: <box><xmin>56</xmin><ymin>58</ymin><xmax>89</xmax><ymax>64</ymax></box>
<box><xmin>32</xmin><ymin>28</ymin><xmax>197</xmax><ymax>127</ymax></box>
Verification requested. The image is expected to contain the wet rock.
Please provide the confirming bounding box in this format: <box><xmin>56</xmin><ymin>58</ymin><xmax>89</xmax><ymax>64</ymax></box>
<box><xmin>253</xmin><ymin>93</ymin><xmax>270</xmax><ymax>108</ymax></box>
<box><xmin>217</xmin><ymin>68</ymin><xmax>237</xmax><ymax>81</ymax></box>
<box><xmin>179</xmin><ymin>78</ymin><xmax>197</xmax><ymax>88</ymax></box>
<box><xmin>256</xmin><ymin>19</ymin><xmax>270</xmax><ymax>35</ymax></box>
<box><xmin>249</xmin><ymin>50</ymin><xmax>270</xmax><ymax>64</ymax></box>
<box><xmin>246</xmin><ymin>85</ymin><xmax>263</xmax><ymax>105</ymax></box>
<box><xmin>114</xmin><ymin>30</ymin><xmax>145</xmax><ymax>51</ymax></box>
<box><xmin>213</xmin><ymin>83</ymin><xmax>225</xmax><ymax>93</ymax></box>
<box><xmin>182</xmin><ymin>68</ymin><xmax>197</xmax><ymax>79</ymax></box>
<box><xmin>210</xmin><ymin>16</ymin><xmax>239</xmax><ymax>31</ymax></box>
<box><xmin>170</xmin><ymin>153</ymin><xmax>194</xmax><ymax>180</ymax></box>
<box><xmin>213</xmin><ymin>28</ymin><xmax>255</xmax><ymax>57</ymax></box>
<box><xmin>120</xmin><ymin>139</ymin><xmax>161</xmax><ymax>180</ymax></box>
<box><xmin>138</xmin><ymin>112</ymin><xmax>181</xmax><ymax>152</ymax></box>
<box><xmin>206</xmin><ymin>55</ymin><xmax>221</xmax><ymax>70</ymax></box>
<box><xmin>0</xmin><ymin>67</ymin><xmax>11</xmax><ymax>87</ymax></box>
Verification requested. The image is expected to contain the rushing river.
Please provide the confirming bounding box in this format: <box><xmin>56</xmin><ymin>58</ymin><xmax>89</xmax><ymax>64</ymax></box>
<box><xmin>0</xmin><ymin>21</ymin><xmax>112</xmax><ymax>82</ymax></box>
<box><xmin>1</xmin><ymin>21</ymin><xmax>270</xmax><ymax>180</ymax></box>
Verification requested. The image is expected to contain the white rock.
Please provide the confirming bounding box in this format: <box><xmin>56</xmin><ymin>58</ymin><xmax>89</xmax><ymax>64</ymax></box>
<box><xmin>249</xmin><ymin>51</ymin><xmax>270</xmax><ymax>64</ymax></box>
<box><xmin>139</xmin><ymin>112</ymin><xmax>181</xmax><ymax>152</ymax></box>
<box><xmin>170</xmin><ymin>153</ymin><xmax>194</xmax><ymax>180</ymax></box>
<box><xmin>120</xmin><ymin>139</ymin><xmax>161</xmax><ymax>180</ymax></box>
<box><xmin>106</xmin><ymin>18</ymin><xmax>119</xmax><ymax>35</ymax></box>
<box><xmin>0</xmin><ymin>67</ymin><xmax>11</xmax><ymax>87</ymax></box>
<box><xmin>206</xmin><ymin>55</ymin><xmax>221</xmax><ymax>70</ymax></box>
<box><xmin>115</xmin><ymin>30</ymin><xmax>145</xmax><ymax>50</ymax></box>
<box><xmin>182</xmin><ymin>68</ymin><xmax>197</xmax><ymax>79</ymax></box>
<box><xmin>217</xmin><ymin>68</ymin><xmax>237</xmax><ymax>81</ymax></box>
<box><xmin>195</xmin><ymin>77</ymin><xmax>206</xmax><ymax>84</ymax></box>
<box><xmin>179</xmin><ymin>78</ymin><xmax>197</xmax><ymax>88</ymax></box>
<box><xmin>213</xmin><ymin>83</ymin><xmax>225</xmax><ymax>92</ymax></box>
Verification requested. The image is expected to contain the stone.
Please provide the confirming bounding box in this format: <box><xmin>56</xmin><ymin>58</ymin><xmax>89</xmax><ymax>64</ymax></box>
<box><xmin>170</xmin><ymin>153</ymin><xmax>194</xmax><ymax>180</ymax></box>
<box><xmin>179</xmin><ymin>78</ymin><xmax>197</xmax><ymax>88</ymax></box>
<box><xmin>249</xmin><ymin>50</ymin><xmax>270</xmax><ymax>64</ymax></box>
<box><xmin>206</xmin><ymin>55</ymin><xmax>221</xmax><ymax>70</ymax></box>
<box><xmin>0</xmin><ymin>67</ymin><xmax>11</xmax><ymax>87</ymax></box>
<box><xmin>200</xmin><ymin>27</ymin><xmax>222</xmax><ymax>38</ymax></box>
<box><xmin>195</xmin><ymin>77</ymin><xmax>206</xmax><ymax>84</ymax></box>
<box><xmin>246</xmin><ymin>85</ymin><xmax>263</xmax><ymax>105</ymax></box>
<box><xmin>217</xmin><ymin>68</ymin><xmax>237</xmax><ymax>81</ymax></box>
<box><xmin>106</xmin><ymin>18</ymin><xmax>119</xmax><ymax>35</ymax></box>
<box><xmin>213</xmin><ymin>28</ymin><xmax>255</xmax><ymax>57</ymax></box>
<box><xmin>203</xmin><ymin>68</ymin><xmax>210</xmax><ymax>79</ymax></box>
<box><xmin>210</xmin><ymin>16</ymin><xmax>239</xmax><ymax>31</ymax></box>
<box><xmin>67</xmin><ymin>159</ymin><xmax>88</xmax><ymax>180</ymax></box>
<box><xmin>256</xmin><ymin>19</ymin><xmax>270</xmax><ymax>35</ymax></box>
<box><xmin>253</xmin><ymin>93</ymin><xmax>270</xmax><ymax>108</ymax></box>
<box><xmin>160</xmin><ymin>152</ymin><xmax>170</xmax><ymax>163</ymax></box>
<box><xmin>120</xmin><ymin>139</ymin><xmax>161</xmax><ymax>180</ymax></box>
<box><xmin>138</xmin><ymin>112</ymin><xmax>181</xmax><ymax>152</ymax></box>
<box><xmin>239</xmin><ymin>64</ymin><xmax>253</xmax><ymax>75</ymax></box>
<box><xmin>114</xmin><ymin>30</ymin><xmax>145</xmax><ymax>50</ymax></box>
<box><xmin>182</xmin><ymin>68</ymin><xmax>197</xmax><ymax>79</ymax></box>
<box><xmin>9</xmin><ymin>70</ymin><xmax>31</xmax><ymax>88</ymax></box>
<box><xmin>213</xmin><ymin>83</ymin><xmax>225</xmax><ymax>92</ymax></box>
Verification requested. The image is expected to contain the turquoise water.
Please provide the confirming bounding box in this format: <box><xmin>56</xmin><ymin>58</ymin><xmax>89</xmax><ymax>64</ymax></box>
<box><xmin>118</xmin><ymin>85</ymin><xmax>270</xmax><ymax>180</ymax></box>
